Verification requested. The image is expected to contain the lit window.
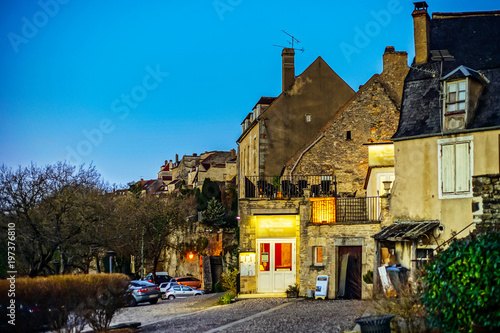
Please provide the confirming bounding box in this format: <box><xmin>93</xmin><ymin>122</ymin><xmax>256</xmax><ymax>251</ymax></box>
<box><xmin>311</xmin><ymin>198</ymin><xmax>336</xmax><ymax>223</ymax></box>
<box><xmin>305</xmin><ymin>114</ymin><xmax>312</xmax><ymax>123</ymax></box>
<box><xmin>314</xmin><ymin>246</ymin><xmax>324</xmax><ymax>266</ymax></box>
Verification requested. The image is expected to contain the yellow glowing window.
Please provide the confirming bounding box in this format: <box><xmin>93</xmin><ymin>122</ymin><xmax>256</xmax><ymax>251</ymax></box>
<box><xmin>310</xmin><ymin>198</ymin><xmax>336</xmax><ymax>223</ymax></box>
<box><xmin>314</xmin><ymin>247</ymin><xmax>323</xmax><ymax>265</ymax></box>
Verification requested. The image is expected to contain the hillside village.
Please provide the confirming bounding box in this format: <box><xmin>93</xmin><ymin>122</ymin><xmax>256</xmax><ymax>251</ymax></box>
<box><xmin>107</xmin><ymin>2</ymin><xmax>500</xmax><ymax>300</ymax></box>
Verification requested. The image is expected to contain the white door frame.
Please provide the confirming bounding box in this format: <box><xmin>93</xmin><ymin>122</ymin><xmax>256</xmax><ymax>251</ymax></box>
<box><xmin>256</xmin><ymin>238</ymin><xmax>296</xmax><ymax>293</ymax></box>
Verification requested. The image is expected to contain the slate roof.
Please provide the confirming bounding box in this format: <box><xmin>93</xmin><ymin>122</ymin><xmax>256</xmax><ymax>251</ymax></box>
<box><xmin>393</xmin><ymin>11</ymin><xmax>500</xmax><ymax>140</ymax></box>
<box><xmin>373</xmin><ymin>221</ymin><xmax>440</xmax><ymax>240</ymax></box>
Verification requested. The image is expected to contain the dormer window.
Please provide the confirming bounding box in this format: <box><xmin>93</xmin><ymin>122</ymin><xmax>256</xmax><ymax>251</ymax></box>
<box><xmin>443</xmin><ymin>79</ymin><xmax>468</xmax><ymax>131</ymax></box>
<box><xmin>441</xmin><ymin>65</ymin><xmax>488</xmax><ymax>132</ymax></box>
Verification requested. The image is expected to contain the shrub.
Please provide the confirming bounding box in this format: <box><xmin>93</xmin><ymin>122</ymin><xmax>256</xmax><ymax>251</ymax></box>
<box><xmin>421</xmin><ymin>231</ymin><xmax>500</xmax><ymax>332</ymax></box>
<box><xmin>372</xmin><ymin>286</ymin><xmax>427</xmax><ymax>333</ymax></box>
<box><xmin>362</xmin><ymin>270</ymin><xmax>373</xmax><ymax>284</ymax></box>
<box><xmin>221</xmin><ymin>268</ymin><xmax>238</xmax><ymax>295</ymax></box>
<box><xmin>0</xmin><ymin>274</ymin><xmax>130</xmax><ymax>333</ymax></box>
<box><xmin>214</xmin><ymin>280</ymin><xmax>223</xmax><ymax>293</ymax></box>
<box><xmin>217</xmin><ymin>292</ymin><xmax>235</xmax><ymax>305</ymax></box>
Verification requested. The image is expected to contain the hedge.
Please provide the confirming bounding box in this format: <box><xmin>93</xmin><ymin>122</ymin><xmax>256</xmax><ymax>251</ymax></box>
<box><xmin>0</xmin><ymin>273</ymin><xmax>130</xmax><ymax>332</ymax></box>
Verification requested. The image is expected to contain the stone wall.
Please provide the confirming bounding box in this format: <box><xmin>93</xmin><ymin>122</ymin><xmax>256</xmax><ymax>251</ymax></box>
<box><xmin>473</xmin><ymin>174</ymin><xmax>500</xmax><ymax>229</ymax></box>
<box><xmin>283</xmin><ymin>48</ymin><xmax>407</xmax><ymax>197</ymax></box>
<box><xmin>284</xmin><ymin>77</ymin><xmax>401</xmax><ymax>196</ymax></box>
<box><xmin>301</xmin><ymin>220</ymin><xmax>381</xmax><ymax>299</ymax></box>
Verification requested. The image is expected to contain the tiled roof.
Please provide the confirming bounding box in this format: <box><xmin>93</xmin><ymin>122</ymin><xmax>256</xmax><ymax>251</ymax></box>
<box><xmin>252</xmin><ymin>96</ymin><xmax>277</xmax><ymax>109</ymax></box>
<box><xmin>373</xmin><ymin>221</ymin><xmax>440</xmax><ymax>240</ymax></box>
<box><xmin>393</xmin><ymin>11</ymin><xmax>500</xmax><ymax>140</ymax></box>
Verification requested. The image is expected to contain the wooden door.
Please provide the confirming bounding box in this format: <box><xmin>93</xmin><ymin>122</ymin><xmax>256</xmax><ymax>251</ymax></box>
<box><xmin>338</xmin><ymin>246</ymin><xmax>362</xmax><ymax>299</ymax></box>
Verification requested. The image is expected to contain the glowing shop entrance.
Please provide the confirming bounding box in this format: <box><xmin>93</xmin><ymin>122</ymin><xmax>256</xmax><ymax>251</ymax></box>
<box><xmin>257</xmin><ymin>239</ymin><xmax>296</xmax><ymax>293</ymax></box>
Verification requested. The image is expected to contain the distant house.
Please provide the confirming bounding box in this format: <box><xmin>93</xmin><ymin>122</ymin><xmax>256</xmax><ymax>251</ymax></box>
<box><xmin>158</xmin><ymin>150</ymin><xmax>237</xmax><ymax>193</ymax></box>
<box><xmin>374</xmin><ymin>2</ymin><xmax>500</xmax><ymax>289</ymax></box>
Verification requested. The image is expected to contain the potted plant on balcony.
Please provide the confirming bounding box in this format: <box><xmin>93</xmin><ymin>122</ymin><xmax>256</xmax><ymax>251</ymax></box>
<box><xmin>286</xmin><ymin>283</ymin><xmax>299</xmax><ymax>298</ymax></box>
<box><xmin>272</xmin><ymin>175</ymin><xmax>281</xmax><ymax>198</ymax></box>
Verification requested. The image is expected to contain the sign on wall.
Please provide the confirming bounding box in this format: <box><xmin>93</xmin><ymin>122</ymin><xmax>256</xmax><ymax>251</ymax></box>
<box><xmin>240</xmin><ymin>253</ymin><xmax>256</xmax><ymax>276</ymax></box>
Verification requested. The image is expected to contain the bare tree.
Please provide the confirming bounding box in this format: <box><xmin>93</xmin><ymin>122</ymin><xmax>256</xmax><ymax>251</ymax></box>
<box><xmin>0</xmin><ymin>162</ymin><xmax>105</xmax><ymax>277</ymax></box>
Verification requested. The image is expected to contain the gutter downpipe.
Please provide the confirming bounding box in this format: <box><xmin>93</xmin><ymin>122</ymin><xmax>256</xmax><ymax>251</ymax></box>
<box><xmin>289</xmin><ymin>133</ymin><xmax>325</xmax><ymax>182</ymax></box>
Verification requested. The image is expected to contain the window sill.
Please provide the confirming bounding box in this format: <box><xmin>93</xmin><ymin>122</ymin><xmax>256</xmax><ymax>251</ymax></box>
<box><xmin>310</xmin><ymin>265</ymin><xmax>325</xmax><ymax>270</ymax></box>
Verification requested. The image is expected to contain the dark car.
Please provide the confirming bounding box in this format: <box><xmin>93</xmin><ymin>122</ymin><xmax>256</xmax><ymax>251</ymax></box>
<box><xmin>128</xmin><ymin>280</ymin><xmax>161</xmax><ymax>306</ymax></box>
<box><xmin>144</xmin><ymin>272</ymin><xmax>172</xmax><ymax>285</ymax></box>
<box><xmin>170</xmin><ymin>276</ymin><xmax>202</xmax><ymax>289</ymax></box>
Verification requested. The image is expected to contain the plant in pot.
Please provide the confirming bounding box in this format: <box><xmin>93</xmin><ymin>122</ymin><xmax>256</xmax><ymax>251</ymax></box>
<box><xmin>272</xmin><ymin>175</ymin><xmax>281</xmax><ymax>198</ymax></box>
<box><xmin>286</xmin><ymin>283</ymin><xmax>299</xmax><ymax>298</ymax></box>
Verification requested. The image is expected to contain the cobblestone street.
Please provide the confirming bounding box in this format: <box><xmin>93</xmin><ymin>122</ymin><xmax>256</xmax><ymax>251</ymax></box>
<box><xmin>109</xmin><ymin>295</ymin><xmax>369</xmax><ymax>333</ymax></box>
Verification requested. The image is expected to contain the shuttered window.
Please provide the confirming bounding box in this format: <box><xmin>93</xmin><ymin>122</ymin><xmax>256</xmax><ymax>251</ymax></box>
<box><xmin>439</xmin><ymin>138</ymin><xmax>472</xmax><ymax>198</ymax></box>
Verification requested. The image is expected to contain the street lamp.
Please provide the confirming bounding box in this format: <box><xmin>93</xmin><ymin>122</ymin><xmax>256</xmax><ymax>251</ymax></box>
<box><xmin>106</xmin><ymin>251</ymin><xmax>116</xmax><ymax>273</ymax></box>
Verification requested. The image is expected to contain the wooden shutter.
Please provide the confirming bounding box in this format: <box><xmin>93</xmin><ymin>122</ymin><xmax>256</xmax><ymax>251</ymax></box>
<box><xmin>441</xmin><ymin>144</ymin><xmax>456</xmax><ymax>194</ymax></box>
<box><xmin>455</xmin><ymin>142</ymin><xmax>471</xmax><ymax>193</ymax></box>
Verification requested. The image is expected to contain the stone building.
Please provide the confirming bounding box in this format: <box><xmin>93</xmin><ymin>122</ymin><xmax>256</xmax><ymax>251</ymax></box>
<box><xmin>158</xmin><ymin>150</ymin><xmax>237</xmax><ymax>192</ymax></box>
<box><xmin>238</xmin><ymin>46</ymin><xmax>409</xmax><ymax>299</ymax></box>
<box><xmin>237</xmin><ymin>48</ymin><xmax>355</xmax><ymax>193</ymax></box>
<box><xmin>374</xmin><ymin>2</ymin><xmax>500</xmax><ymax>291</ymax></box>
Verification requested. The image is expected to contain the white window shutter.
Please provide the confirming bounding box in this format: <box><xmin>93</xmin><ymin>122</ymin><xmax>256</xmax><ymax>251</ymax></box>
<box><xmin>441</xmin><ymin>144</ymin><xmax>455</xmax><ymax>194</ymax></box>
<box><xmin>455</xmin><ymin>142</ymin><xmax>471</xmax><ymax>192</ymax></box>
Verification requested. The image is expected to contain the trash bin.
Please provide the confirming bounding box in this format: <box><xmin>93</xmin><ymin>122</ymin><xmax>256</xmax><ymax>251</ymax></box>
<box><xmin>354</xmin><ymin>314</ymin><xmax>395</xmax><ymax>333</ymax></box>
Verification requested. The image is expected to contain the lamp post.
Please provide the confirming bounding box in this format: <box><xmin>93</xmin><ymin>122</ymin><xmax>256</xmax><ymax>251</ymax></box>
<box><xmin>107</xmin><ymin>251</ymin><xmax>116</xmax><ymax>273</ymax></box>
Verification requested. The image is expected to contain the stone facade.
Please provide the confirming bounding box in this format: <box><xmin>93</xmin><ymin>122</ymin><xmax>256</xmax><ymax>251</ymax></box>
<box><xmin>284</xmin><ymin>47</ymin><xmax>408</xmax><ymax>196</ymax></box>
<box><xmin>237</xmin><ymin>49</ymin><xmax>355</xmax><ymax>181</ymax></box>
<box><xmin>473</xmin><ymin>174</ymin><xmax>500</xmax><ymax>228</ymax></box>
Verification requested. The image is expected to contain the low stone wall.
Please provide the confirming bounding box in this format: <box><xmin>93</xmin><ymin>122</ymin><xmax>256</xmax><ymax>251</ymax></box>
<box><xmin>472</xmin><ymin>174</ymin><xmax>500</xmax><ymax>229</ymax></box>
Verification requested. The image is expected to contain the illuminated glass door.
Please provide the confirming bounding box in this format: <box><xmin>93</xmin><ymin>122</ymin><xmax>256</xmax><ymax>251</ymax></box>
<box><xmin>257</xmin><ymin>239</ymin><xmax>296</xmax><ymax>293</ymax></box>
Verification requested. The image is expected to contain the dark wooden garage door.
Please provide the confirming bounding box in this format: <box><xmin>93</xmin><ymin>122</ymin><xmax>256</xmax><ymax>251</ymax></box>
<box><xmin>338</xmin><ymin>246</ymin><xmax>362</xmax><ymax>299</ymax></box>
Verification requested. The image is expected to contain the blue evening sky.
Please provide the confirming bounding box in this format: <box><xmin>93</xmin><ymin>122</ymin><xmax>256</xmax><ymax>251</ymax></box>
<box><xmin>1</xmin><ymin>0</ymin><xmax>498</xmax><ymax>187</ymax></box>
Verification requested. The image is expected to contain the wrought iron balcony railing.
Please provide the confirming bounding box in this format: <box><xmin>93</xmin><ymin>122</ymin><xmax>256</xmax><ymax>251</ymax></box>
<box><xmin>243</xmin><ymin>175</ymin><xmax>336</xmax><ymax>199</ymax></box>
<box><xmin>311</xmin><ymin>196</ymin><xmax>381</xmax><ymax>224</ymax></box>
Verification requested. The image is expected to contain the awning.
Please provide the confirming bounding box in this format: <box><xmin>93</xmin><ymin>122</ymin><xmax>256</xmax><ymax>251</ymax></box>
<box><xmin>373</xmin><ymin>221</ymin><xmax>440</xmax><ymax>241</ymax></box>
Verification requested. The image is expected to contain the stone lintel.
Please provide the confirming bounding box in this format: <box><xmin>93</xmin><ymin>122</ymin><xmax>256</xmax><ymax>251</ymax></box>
<box><xmin>334</xmin><ymin>237</ymin><xmax>365</xmax><ymax>246</ymax></box>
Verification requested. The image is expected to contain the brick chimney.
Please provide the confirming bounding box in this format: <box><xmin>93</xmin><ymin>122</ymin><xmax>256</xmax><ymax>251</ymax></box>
<box><xmin>412</xmin><ymin>1</ymin><xmax>430</xmax><ymax>64</ymax></box>
<box><xmin>282</xmin><ymin>48</ymin><xmax>295</xmax><ymax>91</ymax></box>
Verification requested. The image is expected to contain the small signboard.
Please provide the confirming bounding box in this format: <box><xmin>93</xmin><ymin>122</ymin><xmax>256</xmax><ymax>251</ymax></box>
<box><xmin>315</xmin><ymin>275</ymin><xmax>329</xmax><ymax>299</ymax></box>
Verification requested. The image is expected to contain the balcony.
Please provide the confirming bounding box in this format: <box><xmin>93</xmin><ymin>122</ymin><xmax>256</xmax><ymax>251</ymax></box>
<box><xmin>243</xmin><ymin>175</ymin><xmax>336</xmax><ymax>199</ymax></box>
<box><xmin>311</xmin><ymin>197</ymin><xmax>381</xmax><ymax>224</ymax></box>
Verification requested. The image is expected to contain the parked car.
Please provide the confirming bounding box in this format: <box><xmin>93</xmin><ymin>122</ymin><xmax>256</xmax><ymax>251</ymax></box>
<box><xmin>128</xmin><ymin>280</ymin><xmax>161</xmax><ymax>306</ymax></box>
<box><xmin>144</xmin><ymin>272</ymin><xmax>172</xmax><ymax>285</ymax></box>
<box><xmin>159</xmin><ymin>281</ymin><xmax>179</xmax><ymax>299</ymax></box>
<box><xmin>164</xmin><ymin>284</ymin><xmax>204</xmax><ymax>300</ymax></box>
<box><xmin>170</xmin><ymin>276</ymin><xmax>202</xmax><ymax>289</ymax></box>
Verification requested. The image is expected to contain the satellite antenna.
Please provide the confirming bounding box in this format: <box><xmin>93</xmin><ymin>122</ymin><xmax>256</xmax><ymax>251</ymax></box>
<box><xmin>273</xmin><ymin>30</ymin><xmax>305</xmax><ymax>52</ymax></box>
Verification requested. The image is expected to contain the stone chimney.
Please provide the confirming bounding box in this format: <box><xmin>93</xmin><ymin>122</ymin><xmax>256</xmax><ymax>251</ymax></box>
<box><xmin>381</xmin><ymin>46</ymin><xmax>409</xmax><ymax>99</ymax></box>
<box><xmin>175</xmin><ymin>154</ymin><xmax>179</xmax><ymax>164</ymax></box>
<box><xmin>282</xmin><ymin>48</ymin><xmax>295</xmax><ymax>91</ymax></box>
<box><xmin>412</xmin><ymin>1</ymin><xmax>430</xmax><ymax>64</ymax></box>
<box><xmin>230</xmin><ymin>149</ymin><xmax>236</xmax><ymax>160</ymax></box>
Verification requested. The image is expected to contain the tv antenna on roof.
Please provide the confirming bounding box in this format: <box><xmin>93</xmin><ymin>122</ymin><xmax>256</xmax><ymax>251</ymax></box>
<box><xmin>273</xmin><ymin>30</ymin><xmax>305</xmax><ymax>52</ymax></box>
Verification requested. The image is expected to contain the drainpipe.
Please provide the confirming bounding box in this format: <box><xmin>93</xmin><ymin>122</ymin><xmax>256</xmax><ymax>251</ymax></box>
<box><xmin>290</xmin><ymin>133</ymin><xmax>325</xmax><ymax>182</ymax></box>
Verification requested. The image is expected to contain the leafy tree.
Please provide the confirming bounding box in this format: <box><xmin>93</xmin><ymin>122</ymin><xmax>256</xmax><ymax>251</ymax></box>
<box><xmin>421</xmin><ymin>230</ymin><xmax>500</xmax><ymax>332</ymax></box>
<box><xmin>202</xmin><ymin>197</ymin><xmax>225</xmax><ymax>227</ymax></box>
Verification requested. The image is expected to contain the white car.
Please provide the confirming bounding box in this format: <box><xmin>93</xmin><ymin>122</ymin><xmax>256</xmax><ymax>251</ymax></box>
<box><xmin>164</xmin><ymin>284</ymin><xmax>204</xmax><ymax>300</ymax></box>
<box><xmin>159</xmin><ymin>281</ymin><xmax>179</xmax><ymax>299</ymax></box>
